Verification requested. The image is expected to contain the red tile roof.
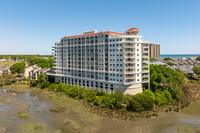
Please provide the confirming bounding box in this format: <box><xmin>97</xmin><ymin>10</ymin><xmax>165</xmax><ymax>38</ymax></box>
<box><xmin>125</xmin><ymin>28</ymin><xmax>140</xmax><ymax>32</ymax></box>
<box><xmin>63</xmin><ymin>31</ymin><xmax>124</xmax><ymax>39</ymax></box>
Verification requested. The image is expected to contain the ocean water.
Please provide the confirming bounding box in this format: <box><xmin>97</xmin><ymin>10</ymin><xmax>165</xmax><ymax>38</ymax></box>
<box><xmin>160</xmin><ymin>54</ymin><xmax>200</xmax><ymax>58</ymax></box>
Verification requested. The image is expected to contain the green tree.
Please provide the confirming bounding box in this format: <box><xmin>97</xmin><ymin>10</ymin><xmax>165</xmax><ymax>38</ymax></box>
<box><xmin>150</xmin><ymin>64</ymin><xmax>185</xmax><ymax>100</ymax></box>
<box><xmin>10</xmin><ymin>62</ymin><xmax>26</xmax><ymax>75</ymax></box>
<box><xmin>150</xmin><ymin>58</ymin><xmax>158</xmax><ymax>62</ymax></box>
<box><xmin>196</xmin><ymin>56</ymin><xmax>200</xmax><ymax>61</ymax></box>
<box><xmin>167</xmin><ymin>62</ymin><xmax>173</xmax><ymax>66</ymax></box>
<box><xmin>193</xmin><ymin>66</ymin><xmax>200</xmax><ymax>75</ymax></box>
<box><xmin>164</xmin><ymin>57</ymin><xmax>172</xmax><ymax>61</ymax></box>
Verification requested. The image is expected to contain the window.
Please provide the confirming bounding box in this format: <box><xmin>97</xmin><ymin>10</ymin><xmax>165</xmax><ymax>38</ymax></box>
<box><xmin>137</xmin><ymin>54</ymin><xmax>139</xmax><ymax>56</ymax></box>
<box><xmin>137</xmin><ymin>64</ymin><xmax>139</xmax><ymax>66</ymax></box>
<box><xmin>137</xmin><ymin>44</ymin><xmax>139</xmax><ymax>46</ymax></box>
<box><xmin>137</xmin><ymin>69</ymin><xmax>139</xmax><ymax>71</ymax></box>
<box><xmin>137</xmin><ymin>59</ymin><xmax>139</xmax><ymax>61</ymax></box>
<box><xmin>137</xmin><ymin>49</ymin><xmax>139</xmax><ymax>51</ymax></box>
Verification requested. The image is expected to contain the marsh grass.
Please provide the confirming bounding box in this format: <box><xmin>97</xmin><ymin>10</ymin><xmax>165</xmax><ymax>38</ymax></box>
<box><xmin>0</xmin><ymin>97</ymin><xmax>10</xmax><ymax>103</ymax></box>
<box><xmin>18</xmin><ymin>112</ymin><xmax>32</xmax><ymax>119</ymax></box>
<box><xmin>64</xmin><ymin>118</ymin><xmax>81</xmax><ymax>130</ymax></box>
<box><xmin>18</xmin><ymin>122</ymin><xmax>46</xmax><ymax>133</ymax></box>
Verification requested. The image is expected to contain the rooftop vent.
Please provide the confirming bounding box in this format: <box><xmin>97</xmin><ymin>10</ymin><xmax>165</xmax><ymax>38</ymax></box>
<box><xmin>83</xmin><ymin>30</ymin><xmax>98</xmax><ymax>34</ymax></box>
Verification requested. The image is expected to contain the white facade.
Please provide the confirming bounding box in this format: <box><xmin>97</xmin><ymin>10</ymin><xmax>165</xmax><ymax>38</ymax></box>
<box><xmin>48</xmin><ymin>28</ymin><xmax>150</xmax><ymax>95</ymax></box>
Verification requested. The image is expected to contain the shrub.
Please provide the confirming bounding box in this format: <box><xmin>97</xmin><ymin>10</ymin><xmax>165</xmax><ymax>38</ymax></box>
<box><xmin>150</xmin><ymin>64</ymin><xmax>185</xmax><ymax>100</ymax></box>
<box><xmin>193</xmin><ymin>66</ymin><xmax>200</xmax><ymax>76</ymax></box>
<box><xmin>154</xmin><ymin>90</ymin><xmax>172</xmax><ymax>105</ymax></box>
<box><xmin>167</xmin><ymin>62</ymin><xmax>173</xmax><ymax>66</ymax></box>
<box><xmin>143</xmin><ymin>89</ymin><xmax>155</xmax><ymax>102</ymax></box>
<box><xmin>196</xmin><ymin>56</ymin><xmax>200</xmax><ymax>61</ymax></box>
<box><xmin>164</xmin><ymin>57</ymin><xmax>172</xmax><ymax>61</ymax></box>
<box><xmin>127</xmin><ymin>93</ymin><xmax>154</xmax><ymax>112</ymax></box>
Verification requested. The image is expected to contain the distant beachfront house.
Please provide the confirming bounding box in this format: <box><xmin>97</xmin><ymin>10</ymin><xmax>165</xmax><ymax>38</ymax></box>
<box><xmin>189</xmin><ymin>57</ymin><xmax>197</xmax><ymax>60</ymax></box>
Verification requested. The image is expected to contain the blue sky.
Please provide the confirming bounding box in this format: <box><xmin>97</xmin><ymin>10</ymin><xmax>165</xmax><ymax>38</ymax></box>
<box><xmin>0</xmin><ymin>0</ymin><xmax>199</xmax><ymax>55</ymax></box>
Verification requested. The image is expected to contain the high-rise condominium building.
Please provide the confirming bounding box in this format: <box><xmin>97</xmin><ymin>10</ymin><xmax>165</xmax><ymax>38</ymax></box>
<box><xmin>48</xmin><ymin>28</ymin><xmax>150</xmax><ymax>95</ymax></box>
<box><xmin>149</xmin><ymin>44</ymin><xmax>160</xmax><ymax>58</ymax></box>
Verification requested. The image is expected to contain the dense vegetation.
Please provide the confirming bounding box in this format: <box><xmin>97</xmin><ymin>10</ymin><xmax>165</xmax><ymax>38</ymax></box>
<box><xmin>30</xmin><ymin>74</ymin><xmax>155</xmax><ymax>112</ymax></box>
<box><xmin>0</xmin><ymin>55</ymin><xmax>51</xmax><ymax>61</ymax></box>
<box><xmin>150</xmin><ymin>58</ymin><xmax>158</xmax><ymax>62</ymax></box>
<box><xmin>167</xmin><ymin>62</ymin><xmax>174</xmax><ymax>66</ymax></box>
<box><xmin>10</xmin><ymin>62</ymin><xmax>26</xmax><ymax>75</ymax></box>
<box><xmin>193</xmin><ymin>66</ymin><xmax>200</xmax><ymax>76</ymax></box>
<box><xmin>150</xmin><ymin>64</ymin><xmax>185</xmax><ymax>100</ymax></box>
<box><xmin>196</xmin><ymin>56</ymin><xmax>200</xmax><ymax>61</ymax></box>
<box><xmin>30</xmin><ymin>65</ymin><xmax>186</xmax><ymax>113</ymax></box>
<box><xmin>0</xmin><ymin>74</ymin><xmax>16</xmax><ymax>86</ymax></box>
<box><xmin>164</xmin><ymin>57</ymin><xmax>172</xmax><ymax>61</ymax></box>
<box><xmin>1</xmin><ymin>55</ymin><xmax>53</xmax><ymax>69</ymax></box>
<box><xmin>28</xmin><ymin>58</ymin><xmax>53</xmax><ymax>68</ymax></box>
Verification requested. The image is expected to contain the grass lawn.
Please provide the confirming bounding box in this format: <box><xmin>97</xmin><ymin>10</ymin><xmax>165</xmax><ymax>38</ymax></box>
<box><xmin>0</xmin><ymin>61</ymin><xmax>16</xmax><ymax>65</ymax></box>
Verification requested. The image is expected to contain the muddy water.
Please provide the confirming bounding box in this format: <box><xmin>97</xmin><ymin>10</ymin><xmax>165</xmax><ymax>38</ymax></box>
<box><xmin>0</xmin><ymin>88</ymin><xmax>72</xmax><ymax>133</ymax></box>
<box><xmin>1</xmin><ymin>87</ymin><xmax>200</xmax><ymax>133</ymax></box>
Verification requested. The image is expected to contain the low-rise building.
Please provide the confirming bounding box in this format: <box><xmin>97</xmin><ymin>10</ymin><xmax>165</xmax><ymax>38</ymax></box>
<box><xmin>24</xmin><ymin>65</ymin><xmax>40</xmax><ymax>78</ymax></box>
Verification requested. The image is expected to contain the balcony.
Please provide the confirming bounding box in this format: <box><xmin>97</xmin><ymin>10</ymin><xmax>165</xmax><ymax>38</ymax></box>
<box><xmin>142</xmin><ymin>45</ymin><xmax>149</xmax><ymax>48</ymax></box>
<box><xmin>124</xmin><ymin>44</ymin><xmax>135</xmax><ymax>48</ymax></box>
<box><xmin>142</xmin><ymin>74</ymin><xmax>149</xmax><ymax>78</ymax></box>
<box><xmin>124</xmin><ymin>49</ymin><xmax>134</xmax><ymax>53</ymax></box>
<box><xmin>124</xmin><ymin>59</ymin><xmax>135</xmax><ymax>63</ymax></box>
<box><xmin>124</xmin><ymin>55</ymin><xmax>135</xmax><ymax>58</ymax></box>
